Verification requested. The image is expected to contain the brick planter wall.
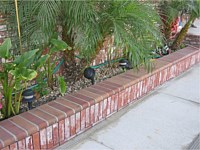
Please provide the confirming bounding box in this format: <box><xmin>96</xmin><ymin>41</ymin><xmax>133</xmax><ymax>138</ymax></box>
<box><xmin>184</xmin><ymin>34</ymin><xmax>200</xmax><ymax>47</ymax></box>
<box><xmin>0</xmin><ymin>46</ymin><xmax>199</xmax><ymax>150</ymax></box>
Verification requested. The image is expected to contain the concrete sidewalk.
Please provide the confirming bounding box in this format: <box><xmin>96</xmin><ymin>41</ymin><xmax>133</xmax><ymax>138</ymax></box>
<box><xmin>57</xmin><ymin>63</ymin><xmax>200</xmax><ymax>150</ymax></box>
<box><xmin>188</xmin><ymin>19</ymin><xmax>200</xmax><ymax>36</ymax></box>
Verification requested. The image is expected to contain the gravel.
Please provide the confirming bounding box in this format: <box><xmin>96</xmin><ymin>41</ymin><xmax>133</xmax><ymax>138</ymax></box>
<box><xmin>19</xmin><ymin>65</ymin><xmax>124</xmax><ymax>113</ymax></box>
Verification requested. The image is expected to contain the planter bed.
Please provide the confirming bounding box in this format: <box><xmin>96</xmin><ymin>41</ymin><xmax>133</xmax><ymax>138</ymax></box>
<box><xmin>0</xmin><ymin>45</ymin><xmax>199</xmax><ymax>150</ymax></box>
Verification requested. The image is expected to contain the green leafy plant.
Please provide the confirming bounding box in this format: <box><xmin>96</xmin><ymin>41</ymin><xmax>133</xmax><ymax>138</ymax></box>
<box><xmin>0</xmin><ymin>38</ymin><xmax>38</xmax><ymax>118</ymax></box>
<box><xmin>33</xmin><ymin>71</ymin><xmax>49</xmax><ymax>97</ymax></box>
<box><xmin>57</xmin><ymin>76</ymin><xmax>67</xmax><ymax>96</ymax></box>
<box><xmin>1</xmin><ymin>1</ymin><xmax>163</xmax><ymax>77</ymax></box>
<box><xmin>44</xmin><ymin>38</ymin><xmax>70</xmax><ymax>89</ymax></box>
<box><xmin>171</xmin><ymin>0</ymin><xmax>200</xmax><ymax>50</ymax></box>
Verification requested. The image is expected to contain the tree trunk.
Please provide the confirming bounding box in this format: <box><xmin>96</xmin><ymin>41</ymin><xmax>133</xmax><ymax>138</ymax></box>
<box><xmin>62</xmin><ymin>26</ymin><xmax>75</xmax><ymax>66</ymax></box>
<box><xmin>171</xmin><ymin>17</ymin><xmax>194</xmax><ymax>50</ymax></box>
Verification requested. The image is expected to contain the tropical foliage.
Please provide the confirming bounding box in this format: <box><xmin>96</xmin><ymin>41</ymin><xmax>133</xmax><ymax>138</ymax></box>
<box><xmin>158</xmin><ymin>0</ymin><xmax>200</xmax><ymax>50</ymax></box>
<box><xmin>0</xmin><ymin>38</ymin><xmax>38</xmax><ymax>118</ymax></box>
<box><xmin>158</xmin><ymin>0</ymin><xmax>187</xmax><ymax>43</ymax></box>
<box><xmin>171</xmin><ymin>0</ymin><xmax>200</xmax><ymax>50</ymax></box>
<box><xmin>0</xmin><ymin>0</ymin><xmax>163</xmax><ymax>70</ymax></box>
<box><xmin>0</xmin><ymin>38</ymin><xmax>69</xmax><ymax>119</ymax></box>
<box><xmin>0</xmin><ymin>1</ymin><xmax>166</xmax><ymax>119</ymax></box>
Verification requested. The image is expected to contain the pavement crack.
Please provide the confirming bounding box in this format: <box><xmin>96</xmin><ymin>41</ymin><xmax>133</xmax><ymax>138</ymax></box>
<box><xmin>158</xmin><ymin>92</ymin><xmax>200</xmax><ymax>105</ymax></box>
<box><xmin>89</xmin><ymin>137</ymin><xmax>114</xmax><ymax>150</ymax></box>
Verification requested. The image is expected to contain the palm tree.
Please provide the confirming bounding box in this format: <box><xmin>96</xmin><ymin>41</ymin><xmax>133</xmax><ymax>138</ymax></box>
<box><xmin>171</xmin><ymin>0</ymin><xmax>200</xmax><ymax>50</ymax></box>
<box><xmin>1</xmin><ymin>1</ymin><xmax>163</xmax><ymax>76</ymax></box>
<box><xmin>158</xmin><ymin>0</ymin><xmax>188</xmax><ymax>44</ymax></box>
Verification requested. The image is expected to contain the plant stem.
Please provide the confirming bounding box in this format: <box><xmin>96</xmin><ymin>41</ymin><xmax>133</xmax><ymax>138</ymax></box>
<box><xmin>47</xmin><ymin>57</ymin><xmax>53</xmax><ymax>89</ymax></box>
<box><xmin>14</xmin><ymin>0</ymin><xmax>23</xmax><ymax>54</ymax></box>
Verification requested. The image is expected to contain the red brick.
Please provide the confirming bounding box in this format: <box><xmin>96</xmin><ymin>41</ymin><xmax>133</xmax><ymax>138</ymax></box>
<box><xmin>85</xmin><ymin>87</ymin><xmax>109</xmax><ymax>100</ymax></box>
<box><xmin>152</xmin><ymin>74</ymin><xmax>157</xmax><ymax>89</ymax></box>
<box><xmin>90</xmin><ymin>105</ymin><xmax>95</xmax><ymax>125</ymax></box>
<box><xmin>120</xmin><ymin>74</ymin><xmax>138</xmax><ymax>81</ymax></box>
<box><xmin>164</xmin><ymin>68</ymin><xmax>169</xmax><ymax>82</ymax></box>
<box><xmin>20</xmin><ymin>112</ymin><xmax>48</xmax><ymax>130</ymax></box>
<box><xmin>32</xmin><ymin>132</ymin><xmax>40</xmax><ymax>150</ymax></box>
<box><xmin>154</xmin><ymin>72</ymin><xmax>159</xmax><ymax>88</ymax></box>
<box><xmin>64</xmin><ymin>94</ymin><xmax>90</xmax><ymax>109</ymax></box>
<box><xmin>48</xmin><ymin>100</ymin><xmax>75</xmax><ymax>116</ymax></box>
<box><xmin>102</xmin><ymin>81</ymin><xmax>123</xmax><ymax>91</ymax></box>
<box><xmin>170</xmin><ymin>64</ymin><xmax>177</xmax><ymax>78</ymax></box>
<box><xmin>53</xmin><ymin>123</ymin><xmax>59</xmax><ymax>146</ymax></box>
<box><xmin>121</xmin><ymin>90</ymin><xmax>126</xmax><ymax>108</ymax></box>
<box><xmin>9</xmin><ymin>142</ymin><xmax>17</xmax><ymax>150</ymax></box>
<box><xmin>70</xmin><ymin>114</ymin><xmax>76</xmax><ymax>137</ymax></box>
<box><xmin>62</xmin><ymin>95</ymin><xmax>85</xmax><ymax>110</ymax></box>
<box><xmin>53</xmin><ymin>99</ymin><xmax>75</xmax><ymax>115</ymax></box>
<box><xmin>59</xmin><ymin>120</ymin><xmax>65</xmax><ymax>144</ymax></box>
<box><xmin>80</xmin><ymin>109</ymin><xmax>86</xmax><ymax>131</ymax></box>
<box><xmin>110</xmin><ymin>95</ymin><xmax>115</xmax><ymax>114</ymax></box>
<box><xmin>130</xmin><ymin>85</ymin><xmax>134</xmax><ymax>101</ymax></box>
<box><xmin>0</xmin><ymin>120</ymin><xmax>27</xmax><ymax>141</ymax></box>
<box><xmin>100</xmin><ymin>80</ymin><xmax>124</xmax><ymax>92</ymax></box>
<box><xmin>38</xmin><ymin>105</ymin><xmax>66</xmax><ymax>122</ymax></box>
<box><xmin>136</xmin><ymin>82</ymin><xmax>141</xmax><ymax>99</ymax></box>
<box><xmin>9</xmin><ymin>116</ymin><xmax>38</xmax><ymax>136</ymax></box>
<box><xmin>176</xmin><ymin>46</ymin><xmax>198</xmax><ymax>56</ymax></box>
<box><xmin>72</xmin><ymin>93</ymin><xmax>95</xmax><ymax>106</ymax></box>
<box><xmin>153</xmin><ymin>59</ymin><xmax>171</xmax><ymax>72</ymax></box>
<box><xmin>114</xmin><ymin>93</ymin><xmax>119</xmax><ymax>112</ymax></box>
<box><xmin>159</xmin><ymin>52</ymin><xmax>185</xmax><ymax>63</ymax></box>
<box><xmin>149</xmin><ymin>75</ymin><xmax>155</xmax><ymax>91</ymax></box>
<box><xmin>85</xmin><ymin>107</ymin><xmax>91</xmax><ymax>128</ymax></box>
<box><xmin>18</xmin><ymin>139</ymin><xmax>26</xmax><ymax>150</ymax></box>
<box><xmin>107</xmin><ymin>76</ymin><xmax>130</xmax><ymax>89</ymax></box>
<box><xmin>117</xmin><ymin>91</ymin><xmax>122</xmax><ymax>110</ymax></box>
<box><xmin>75</xmin><ymin>112</ymin><xmax>81</xmax><ymax>134</ymax></box>
<box><xmin>0</xmin><ymin>127</ymin><xmax>16</xmax><ymax>149</ymax></box>
<box><xmin>159</xmin><ymin>69</ymin><xmax>167</xmax><ymax>84</ymax></box>
<box><xmin>99</xmin><ymin>101</ymin><xmax>103</xmax><ymax>121</ymax></box>
<box><xmin>127</xmin><ymin>86</ymin><xmax>132</xmax><ymax>103</ymax></box>
<box><xmin>190</xmin><ymin>55</ymin><xmax>196</xmax><ymax>66</ymax></box>
<box><xmin>40</xmin><ymin>128</ymin><xmax>47</xmax><ymax>149</ymax></box>
<box><xmin>25</xmin><ymin>136</ymin><xmax>33</xmax><ymax>150</ymax></box>
<box><xmin>123</xmin><ymin>88</ymin><xmax>129</xmax><ymax>106</ymax></box>
<box><xmin>138</xmin><ymin>80</ymin><xmax>143</xmax><ymax>98</ymax></box>
<box><xmin>133</xmin><ymin>84</ymin><xmax>137</xmax><ymax>100</ymax></box>
<box><xmin>78</xmin><ymin>89</ymin><xmax>103</xmax><ymax>104</ymax></box>
<box><xmin>145</xmin><ymin>77</ymin><xmax>151</xmax><ymax>94</ymax></box>
<box><xmin>185</xmin><ymin>58</ymin><xmax>191</xmax><ymax>69</ymax></box>
<box><xmin>91</xmin><ymin>85</ymin><xmax>114</xmax><ymax>96</ymax></box>
<box><xmin>1</xmin><ymin>146</ymin><xmax>9</xmax><ymax>150</ymax></box>
<box><xmin>64</xmin><ymin>117</ymin><xmax>70</xmax><ymax>140</ymax></box>
<box><xmin>97</xmin><ymin>82</ymin><xmax>120</xmax><ymax>93</ymax></box>
<box><xmin>126</xmin><ymin>67</ymin><xmax>149</xmax><ymax>80</ymax></box>
<box><xmin>102</xmin><ymin>99</ymin><xmax>108</xmax><ymax>118</ymax></box>
<box><xmin>30</xmin><ymin>109</ymin><xmax>57</xmax><ymax>126</ymax></box>
<box><xmin>46</xmin><ymin>126</ymin><xmax>53</xmax><ymax>149</ymax></box>
<box><xmin>142</xmin><ymin>78</ymin><xmax>147</xmax><ymax>96</ymax></box>
<box><xmin>94</xmin><ymin>103</ymin><xmax>99</xmax><ymax>123</ymax></box>
<box><xmin>106</xmin><ymin>97</ymin><xmax>111</xmax><ymax>117</ymax></box>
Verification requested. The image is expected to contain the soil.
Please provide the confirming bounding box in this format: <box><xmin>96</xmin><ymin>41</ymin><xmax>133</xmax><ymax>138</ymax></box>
<box><xmin>19</xmin><ymin>64</ymin><xmax>124</xmax><ymax>113</ymax></box>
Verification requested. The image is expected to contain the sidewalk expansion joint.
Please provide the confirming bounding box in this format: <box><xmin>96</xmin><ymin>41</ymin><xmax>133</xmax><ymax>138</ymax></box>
<box><xmin>89</xmin><ymin>137</ymin><xmax>114</xmax><ymax>150</ymax></box>
<box><xmin>157</xmin><ymin>92</ymin><xmax>200</xmax><ymax>105</ymax></box>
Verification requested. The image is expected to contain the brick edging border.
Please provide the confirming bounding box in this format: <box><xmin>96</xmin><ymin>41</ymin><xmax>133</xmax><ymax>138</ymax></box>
<box><xmin>0</xmin><ymin>46</ymin><xmax>199</xmax><ymax>150</ymax></box>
